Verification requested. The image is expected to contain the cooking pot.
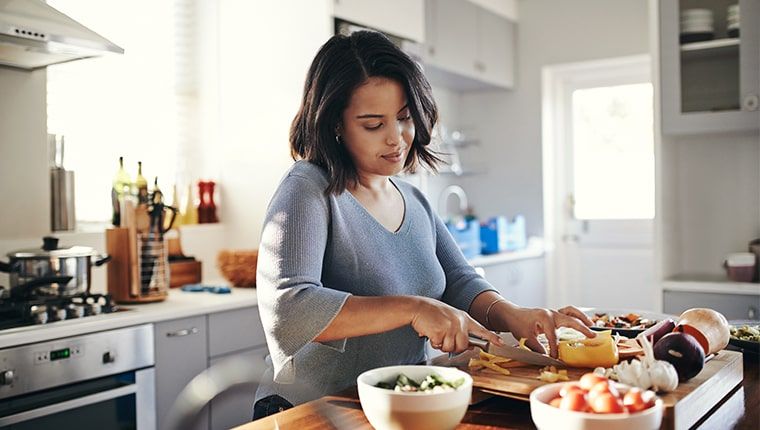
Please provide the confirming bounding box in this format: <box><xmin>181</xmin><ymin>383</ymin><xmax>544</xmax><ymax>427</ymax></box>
<box><xmin>0</xmin><ymin>236</ymin><xmax>110</xmax><ymax>298</ymax></box>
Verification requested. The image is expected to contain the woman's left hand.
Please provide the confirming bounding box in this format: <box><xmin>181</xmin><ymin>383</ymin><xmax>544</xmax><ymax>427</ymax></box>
<box><xmin>492</xmin><ymin>304</ymin><xmax>596</xmax><ymax>358</ymax></box>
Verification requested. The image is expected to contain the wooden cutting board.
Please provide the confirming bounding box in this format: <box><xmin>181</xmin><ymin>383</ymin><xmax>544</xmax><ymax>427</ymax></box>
<box><xmin>434</xmin><ymin>349</ymin><xmax>744</xmax><ymax>430</ymax></box>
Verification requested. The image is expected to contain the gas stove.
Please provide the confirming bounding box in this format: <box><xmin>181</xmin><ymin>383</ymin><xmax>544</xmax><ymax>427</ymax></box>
<box><xmin>0</xmin><ymin>293</ymin><xmax>119</xmax><ymax>330</ymax></box>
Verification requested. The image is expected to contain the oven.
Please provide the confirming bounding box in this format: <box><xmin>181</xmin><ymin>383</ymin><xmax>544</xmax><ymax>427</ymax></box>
<box><xmin>0</xmin><ymin>324</ymin><xmax>155</xmax><ymax>429</ymax></box>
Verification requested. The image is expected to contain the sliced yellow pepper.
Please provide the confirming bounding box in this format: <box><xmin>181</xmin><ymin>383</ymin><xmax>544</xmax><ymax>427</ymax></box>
<box><xmin>558</xmin><ymin>330</ymin><xmax>619</xmax><ymax>368</ymax></box>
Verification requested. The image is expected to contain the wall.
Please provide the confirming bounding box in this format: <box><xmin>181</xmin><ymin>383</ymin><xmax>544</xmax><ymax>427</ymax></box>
<box><xmin>0</xmin><ymin>68</ymin><xmax>48</xmax><ymax>240</ymax></box>
<box><xmin>454</xmin><ymin>0</ymin><xmax>650</xmax><ymax>237</ymax></box>
<box><xmin>213</xmin><ymin>0</ymin><xmax>334</xmax><ymax>250</ymax></box>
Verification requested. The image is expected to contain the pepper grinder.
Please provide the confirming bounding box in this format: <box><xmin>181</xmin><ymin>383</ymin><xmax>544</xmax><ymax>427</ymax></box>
<box><xmin>197</xmin><ymin>180</ymin><xmax>218</xmax><ymax>223</ymax></box>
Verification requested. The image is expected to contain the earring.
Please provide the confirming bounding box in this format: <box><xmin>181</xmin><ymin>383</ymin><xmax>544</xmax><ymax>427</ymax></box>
<box><xmin>335</xmin><ymin>135</ymin><xmax>341</xmax><ymax>145</ymax></box>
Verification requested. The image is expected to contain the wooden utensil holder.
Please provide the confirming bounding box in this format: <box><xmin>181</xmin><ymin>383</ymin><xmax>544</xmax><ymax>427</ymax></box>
<box><xmin>106</xmin><ymin>227</ymin><xmax>168</xmax><ymax>303</ymax></box>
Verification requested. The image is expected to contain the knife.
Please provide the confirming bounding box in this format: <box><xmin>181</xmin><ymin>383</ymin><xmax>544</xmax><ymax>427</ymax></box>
<box><xmin>468</xmin><ymin>333</ymin><xmax>565</xmax><ymax>367</ymax></box>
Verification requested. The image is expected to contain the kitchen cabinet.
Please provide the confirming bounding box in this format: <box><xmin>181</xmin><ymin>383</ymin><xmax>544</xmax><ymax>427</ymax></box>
<box><xmin>423</xmin><ymin>0</ymin><xmax>515</xmax><ymax>90</ymax></box>
<box><xmin>658</xmin><ymin>0</ymin><xmax>759</xmax><ymax>134</ymax></box>
<box><xmin>209</xmin><ymin>346</ymin><xmax>268</xmax><ymax>430</ymax></box>
<box><xmin>154</xmin><ymin>306</ymin><xmax>267</xmax><ymax>430</ymax></box>
<box><xmin>333</xmin><ymin>0</ymin><xmax>425</xmax><ymax>42</ymax></box>
<box><xmin>478</xmin><ymin>257</ymin><xmax>545</xmax><ymax>308</ymax></box>
<box><xmin>154</xmin><ymin>315</ymin><xmax>209</xmax><ymax>430</ymax></box>
<box><xmin>664</xmin><ymin>290</ymin><xmax>760</xmax><ymax>320</ymax></box>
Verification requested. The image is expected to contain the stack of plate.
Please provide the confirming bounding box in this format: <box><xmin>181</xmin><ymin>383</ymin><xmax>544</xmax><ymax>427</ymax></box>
<box><xmin>727</xmin><ymin>4</ymin><xmax>740</xmax><ymax>38</ymax></box>
<box><xmin>680</xmin><ymin>8</ymin><xmax>714</xmax><ymax>43</ymax></box>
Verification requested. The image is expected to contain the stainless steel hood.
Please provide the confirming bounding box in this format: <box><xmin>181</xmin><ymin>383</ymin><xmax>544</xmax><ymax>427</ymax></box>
<box><xmin>0</xmin><ymin>0</ymin><xmax>123</xmax><ymax>70</ymax></box>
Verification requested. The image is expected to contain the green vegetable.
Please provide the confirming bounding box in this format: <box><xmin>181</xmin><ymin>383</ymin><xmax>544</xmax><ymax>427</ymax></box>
<box><xmin>730</xmin><ymin>325</ymin><xmax>760</xmax><ymax>342</ymax></box>
<box><xmin>375</xmin><ymin>373</ymin><xmax>464</xmax><ymax>392</ymax></box>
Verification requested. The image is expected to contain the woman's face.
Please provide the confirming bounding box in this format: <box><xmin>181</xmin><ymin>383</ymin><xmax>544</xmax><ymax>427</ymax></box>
<box><xmin>339</xmin><ymin>77</ymin><xmax>415</xmax><ymax>179</ymax></box>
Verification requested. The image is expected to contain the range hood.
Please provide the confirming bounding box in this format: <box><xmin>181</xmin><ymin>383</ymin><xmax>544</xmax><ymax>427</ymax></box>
<box><xmin>0</xmin><ymin>0</ymin><xmax>123</xmax><ymax>70</ymax></box>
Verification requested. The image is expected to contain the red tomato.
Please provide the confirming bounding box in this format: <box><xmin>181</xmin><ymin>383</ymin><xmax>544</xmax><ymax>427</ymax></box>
<box><xmin>559</xmin><ymin>383</ymin><xmax>584</xmax><ymax>398</ymax></box>
<box><xmin>624</xmin><ymin>389</ymin><xmax>654</xmax><ymax>413</ymax></box>
<box><xmin>550</xmin><ymin>397</ymin><xmax>562</xmax><ymax>408</ymax></box>
<box><xmin>590</xmin><ymin>392</ymin><xmax>624</xmax><ymax>414</ymax></box>
<box><xmin>587</xmin><ymin>380</ymin><xmax>619</xmax><ymax>403</ymax></box>
<box><xmin>559</xmin><ymin>391</ymin><xmax>589</xmax><ymax>412</ymax></box>
<box><xmin>579</xmin><ymin>373</ymin><xmax>606</xmax><ymax>391</ymax></box>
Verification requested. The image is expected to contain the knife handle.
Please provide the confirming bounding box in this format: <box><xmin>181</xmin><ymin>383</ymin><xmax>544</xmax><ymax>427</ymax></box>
<box><xmin>468</xmin><ymin>335</ymin><xmax>489</xmax><ymax>350</ymax></box>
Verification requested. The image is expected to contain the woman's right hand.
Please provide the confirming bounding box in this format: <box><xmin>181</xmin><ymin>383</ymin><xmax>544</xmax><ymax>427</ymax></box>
<box><xmin>410</xmin><ymin>297</ymin><xmax>503</xmax><ymax>354</ymax></box>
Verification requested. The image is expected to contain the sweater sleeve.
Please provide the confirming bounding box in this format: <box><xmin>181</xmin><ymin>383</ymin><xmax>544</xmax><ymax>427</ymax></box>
<box><xmin>435</xmin><ymin>214</ymin><xmax>497</xmax><ymax>312</ymax></box>
<box><xmin>256</xmin><ymin>173</ymin><xmax>351</xmax><ymax>384</ymax></box>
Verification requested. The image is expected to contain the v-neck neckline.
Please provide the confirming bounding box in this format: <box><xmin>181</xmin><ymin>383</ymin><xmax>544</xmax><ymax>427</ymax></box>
<box><xmin>345</xmin><ymin>177</ymin><xmax>409</xmax><ymax>235</ymax></box>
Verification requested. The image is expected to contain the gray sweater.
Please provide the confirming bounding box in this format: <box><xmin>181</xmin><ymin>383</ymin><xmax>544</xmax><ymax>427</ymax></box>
<box><xmin>254</xmin><ymin>160</ymin><xmax>495</xmax><ymax>405</ymax></box>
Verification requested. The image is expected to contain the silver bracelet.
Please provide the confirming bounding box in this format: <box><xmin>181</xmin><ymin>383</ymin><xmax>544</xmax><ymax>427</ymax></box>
<box><xmin>485</xmin><ymin>298</ymin><xmax>507</xmax><ymax>329</ymax></box>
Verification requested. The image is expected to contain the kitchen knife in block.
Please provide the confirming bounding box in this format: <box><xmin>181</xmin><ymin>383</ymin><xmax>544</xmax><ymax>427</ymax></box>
<box><xmin>468</xmin><ymin>333</ymin><xmax>565</xmax><ymax>367</ymax></box>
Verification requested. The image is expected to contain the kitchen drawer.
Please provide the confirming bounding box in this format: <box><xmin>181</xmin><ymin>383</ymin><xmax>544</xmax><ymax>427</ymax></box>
<box><xmin>663</xmin><ymin>291</ymin><xmax>760</xmax><ymax>320</ymax></box>
<box><xmin>208</xmin><ymin>307</ymin><xmax>266</xmax><ymax>357</ymax></box>
<box><xmin>209</xmin><ymin>346</ymin><xmax>268</xmax><ymax>430</ymax></box>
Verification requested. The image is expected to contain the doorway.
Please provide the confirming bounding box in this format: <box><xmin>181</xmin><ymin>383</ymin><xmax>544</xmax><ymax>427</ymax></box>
<box><xmin>542</xmin><ymin>55</ymin><xmax>657</xmax><ymax>311</ymax></box>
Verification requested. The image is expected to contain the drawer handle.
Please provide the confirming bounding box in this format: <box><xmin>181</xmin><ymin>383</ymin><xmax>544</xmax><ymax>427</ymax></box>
<box><xmin>166</xmin><ymin>327</ymin><xmax>199</xmax><ymax>338</ymax></box>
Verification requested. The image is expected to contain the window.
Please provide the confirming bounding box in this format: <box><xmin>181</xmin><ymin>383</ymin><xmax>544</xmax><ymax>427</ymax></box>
<box><xmin>571</xmin><ymin>83</ymin><xmax>655</xmax><ymax>220</ymax></box>
<box><xmin>47</xmin><ymin>0</ymin><xmax>201</xmax><ymax>222</ymax></box>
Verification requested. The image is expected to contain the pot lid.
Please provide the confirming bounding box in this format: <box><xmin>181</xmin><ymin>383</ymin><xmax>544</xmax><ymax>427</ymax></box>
<box><xmin>8</xmin><ymin>236</ymin><xmax>98</xmax><ymax>258</ymax></box>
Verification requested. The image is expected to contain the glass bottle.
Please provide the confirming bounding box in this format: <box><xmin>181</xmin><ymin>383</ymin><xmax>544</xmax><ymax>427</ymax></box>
<box><xmin>111</xmin><ymin>156</ymin><xmax>132</xmax><ymax>226</ymax></box>
<box><xmin>181</xmin><ymin>184</ymin><xmax>198</xmax><ymax>225</ymax></box>
<box><xmin>135</xmin><ymin>161</ymin><xmax>149</xmax><ymax>204</ymax></box>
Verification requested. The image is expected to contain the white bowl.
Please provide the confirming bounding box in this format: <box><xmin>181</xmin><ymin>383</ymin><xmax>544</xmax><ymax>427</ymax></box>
<box><xmin>530</xmin><ymin>382</ymin><xmax>664</xmax><ymax>430</ymax></box>
<box><xmin>357</xmin><ymin>365</ymin><xmax>472</xmax><ymax>430</ymax></box>
<box><xmin>681</xmin><ymin>8</ymin><xmax>713</xmax><ymax>18</ymax></box>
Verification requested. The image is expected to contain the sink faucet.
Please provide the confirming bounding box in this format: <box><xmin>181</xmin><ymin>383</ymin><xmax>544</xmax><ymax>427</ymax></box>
<box><xmin>438</xmin><ymin>185</ymin><xmax>469</xmax><ymax>221</ymax></box>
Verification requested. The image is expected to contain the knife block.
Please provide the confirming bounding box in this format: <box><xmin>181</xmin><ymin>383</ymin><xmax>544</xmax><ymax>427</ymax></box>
<box><xmin>106</xmin><ymin>227</ymin><xmax>169</xmax><ymax>303</ymax></box>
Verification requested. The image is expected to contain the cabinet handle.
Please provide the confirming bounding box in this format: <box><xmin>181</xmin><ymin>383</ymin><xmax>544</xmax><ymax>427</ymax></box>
<box><xmin>748</xmin><ymin>307</ymin><xmax>757</xmax><ymax>320</ymax></box>
<box><xmin>743</xmin><ymin>94</ymin><xmax>759</xmax><ymax>111</ymax></box>
<box><xmin>166</xmin><ymin>327</ymin><xmax>199</xmax><ymax>338</ymax></box>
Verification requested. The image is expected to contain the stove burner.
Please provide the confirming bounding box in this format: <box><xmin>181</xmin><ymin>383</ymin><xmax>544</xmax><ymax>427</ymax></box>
<box><xmin>0</xmin><ymin>293</ymin><xmax>117</xmax><ymax>329</ymax></box>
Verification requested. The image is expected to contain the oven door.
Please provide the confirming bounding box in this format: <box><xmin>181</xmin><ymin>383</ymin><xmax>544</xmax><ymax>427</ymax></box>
<box><xmin>0</xmin><ymin>368</ymin><xmax>155</xmax><ymax>430</ymax></box>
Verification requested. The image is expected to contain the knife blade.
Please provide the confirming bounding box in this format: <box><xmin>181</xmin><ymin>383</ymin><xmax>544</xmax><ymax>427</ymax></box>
<box><xmin>468</xmin><ymin>333</ymin><xmax>565</xmax><ymax>367</ymax></box>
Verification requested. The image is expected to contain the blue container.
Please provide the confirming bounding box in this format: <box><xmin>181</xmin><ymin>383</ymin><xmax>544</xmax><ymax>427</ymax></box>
<box><xmin>480</xmin><ymin>216</ymin><xmax>509</xmax><ymax>255</ymax></box>
<box><xmin>505</xmin><ymin>215</ymin><xmax>527</xmax><ymax>251</ymax></box>
<box><xmin>446</xmin><ymin>218</ymin><xmax>482</xmax><ymax>259</ymax></box>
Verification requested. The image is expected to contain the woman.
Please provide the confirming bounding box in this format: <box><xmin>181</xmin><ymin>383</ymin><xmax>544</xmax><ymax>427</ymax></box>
<box><xmin>253</xmin><ymin>30</ymin><xmax>594</xmax><ymax>418</ymax></box>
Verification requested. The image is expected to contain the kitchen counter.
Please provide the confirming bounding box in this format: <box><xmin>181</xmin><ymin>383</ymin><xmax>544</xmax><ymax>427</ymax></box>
<box><xmin>236</xmin><ymin>352</ymin><xmax>759</xmax><ymax>429</ymax></box>
<box><xmin>467</xmin><ymin>237</ymin><xmax>544</xmax><ymax>268</ymax></box>
<box><xmin>0</xmin><ymin>287</ymin><xmax>258</xmax><ymax>349</ymax></box>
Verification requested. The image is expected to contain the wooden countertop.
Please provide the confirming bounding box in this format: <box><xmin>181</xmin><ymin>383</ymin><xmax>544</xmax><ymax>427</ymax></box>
<box><xmin>236</xmin><ymin>351</ymin><xmax>759</xmax><ymax>430</ymax></box>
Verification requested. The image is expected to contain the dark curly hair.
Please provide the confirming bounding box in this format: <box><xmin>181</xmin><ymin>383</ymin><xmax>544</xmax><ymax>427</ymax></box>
<box><xmin>290</xmin><ymin>30</ymin><xmax>441</xmax><ymax>194</ymax></box>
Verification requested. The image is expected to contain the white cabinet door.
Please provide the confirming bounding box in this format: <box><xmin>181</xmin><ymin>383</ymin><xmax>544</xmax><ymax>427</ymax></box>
<box><xmin>659</xmin><ymin>0</ymin><xmax>759</xmax><ymax>134</ymax></box>
<box><xmin>209</xmin><ymin>347</ymin><xmax>269</xmax><ymax>430</ymax></box>
<box><xmin>480</xmin><ymin>258</ymin><xmax>546</xmax><ymax>308</ymax></box>
<box><xmin>426</xmin><ymin>0</ymin><xmax>478</xmax><ymax>76</ymax></box>
<box><xmin>478</xmin><ymin>9</ymin><xmax>515</xmax><ymax>88</ymax></box>
<box><xmin>155</xmin><ymin>316</ymin><xmax>209</xmax><ymax>430</ymax></box>
<box><xmin>333</xmin><ymin>0</ymin><xmax>425</xmax><ymax>42</ymax></box>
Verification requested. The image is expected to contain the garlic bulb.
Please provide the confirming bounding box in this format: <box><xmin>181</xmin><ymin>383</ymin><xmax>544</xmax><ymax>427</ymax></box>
<box><xmin>601</xmin><ymin>334</ymin><xmax>679</xmax><ymax>393</ymax></box>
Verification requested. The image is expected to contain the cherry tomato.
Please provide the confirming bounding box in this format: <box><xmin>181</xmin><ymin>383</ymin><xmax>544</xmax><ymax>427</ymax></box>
<box><xmin>550</xmin><ymin>397</ymin><xmax>562</xmax><ymax>408</ymax></box>
<box><xmin>590</xmin><ymin>392</ymin><xmax>624</xmax><ymax>414</ymax></box>
<box><xmin>559</xmin><ymin>383</ymin><xmax>584</xmax><ymax>398</ymax></box>
<box><xmin>587</xmin><ymin>380</ymin><xmax>619</xmax><ymax>403</ymax></box>
<box><xmin>624</xmin><ymin>389</ymin><xmax>656</xmax><ymax>413</ymax></box>
<box><xmin>559</xmin><ymin>391</ymin><xmax>589</xmax><ymax>412</ymax></box>
<box><xmin>579</xmin><ymin>373</ymin><xmax>606</xmax><ymax>391</ymax></box>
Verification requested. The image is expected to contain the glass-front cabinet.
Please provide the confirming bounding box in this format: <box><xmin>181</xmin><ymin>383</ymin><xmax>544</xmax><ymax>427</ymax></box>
<box><xmin>659</xmin><ymin>0</ymin><xmax>759</xmax><ymax>134</ymax></box>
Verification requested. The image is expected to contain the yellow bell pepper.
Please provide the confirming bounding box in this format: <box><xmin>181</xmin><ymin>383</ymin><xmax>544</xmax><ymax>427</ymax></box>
<box><xmin>558</xmin><ymin>330</ymin><xmax>619</xmax><ymax>368</ymax></box>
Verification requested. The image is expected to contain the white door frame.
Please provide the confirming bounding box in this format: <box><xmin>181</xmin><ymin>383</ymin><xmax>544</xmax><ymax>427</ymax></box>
<box><xmin>541</xmin><ymin>54</ymin><xmax>652</xmax><ymax>309</ymax></box>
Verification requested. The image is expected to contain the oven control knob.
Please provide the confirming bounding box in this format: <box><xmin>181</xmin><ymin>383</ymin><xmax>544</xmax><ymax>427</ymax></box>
<box><xmin>102</xmin><ymin>351</ymin><xmax>116</xmax><ymax>364</ymax></box>
<box><xmin>0</xmin><ymin>370</ymin><xmax>15</xmax><ymax>386</ymax></box>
